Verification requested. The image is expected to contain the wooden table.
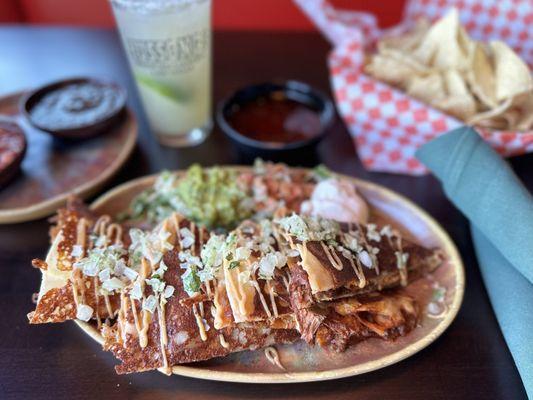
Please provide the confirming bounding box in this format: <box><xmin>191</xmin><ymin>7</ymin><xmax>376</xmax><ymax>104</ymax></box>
<box><xmin>0</xmin><ymin>27</ymin><xmax>528</xmax><ymax>400</ymax></box>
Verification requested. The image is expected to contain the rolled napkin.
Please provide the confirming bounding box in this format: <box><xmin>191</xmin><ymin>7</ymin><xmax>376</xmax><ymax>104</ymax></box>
<box><xmin>416</xmin><ymin>126</ymin><xmax>533</xmax><ymax>398</ymax></box>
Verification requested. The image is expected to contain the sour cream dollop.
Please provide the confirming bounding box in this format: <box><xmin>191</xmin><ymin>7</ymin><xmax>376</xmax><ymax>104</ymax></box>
<box><xmin>301</xmin><ymin>178</ymin><xmax>369</xmax><ymax>224</ymax></box>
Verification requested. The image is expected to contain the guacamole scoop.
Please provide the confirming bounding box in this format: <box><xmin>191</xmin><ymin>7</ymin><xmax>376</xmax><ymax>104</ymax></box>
<box><xmin>123</xmin><ymin>165</ymin><xmax>253</xmax><ymax>230</ymax></box>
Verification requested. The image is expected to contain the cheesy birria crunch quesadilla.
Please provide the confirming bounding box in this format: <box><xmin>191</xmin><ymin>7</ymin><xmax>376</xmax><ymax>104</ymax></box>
<box><xmin>28</xmin><ymin>163</ymin><xmax>446</xmax><ymax>374</ymax></box>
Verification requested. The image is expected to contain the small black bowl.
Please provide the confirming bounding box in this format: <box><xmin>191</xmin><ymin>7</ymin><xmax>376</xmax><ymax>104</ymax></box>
<box><xmin>21</xmin><ymin>77</ymin><xmax>127</xmax><ymax>140</ymax></box>
<box><xmin>217</xmin><ymin>81</ymin><xmax>334</xmax><ymax>162</ymax></box>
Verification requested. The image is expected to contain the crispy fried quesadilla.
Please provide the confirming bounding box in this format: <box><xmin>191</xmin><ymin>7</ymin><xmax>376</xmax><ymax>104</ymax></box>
<box><xmin>272</xmin><ymin>214</ymin><xmax>442</xmax><ymax>344</ymax></box>
<box><xmin>28</xmin><ymin>164</ymin><xmax>448</xmax><ymax>375</ymax></box>
<box><xmin>276</xmin><ymin>214</ymin><xmax>444</xmax><ymax>304</ymax></box>
<box><xmin>28</xmin><ymin>198</ymin><xmax>128</xmax><ymax>325</ymax></box>
<box><xmin>102</xmin><ymin>215</ymin><xmax>300</xmax><ymax>374</ymax></box>
<box><xmin>290</xmin><ymin>290</ymin><xmax>419</xmax><ymax>351</ymax></box>
<box><xmin>103</xmin><ymin>248</ymin><xmax>300</xmax><ymax>374</ymax></box>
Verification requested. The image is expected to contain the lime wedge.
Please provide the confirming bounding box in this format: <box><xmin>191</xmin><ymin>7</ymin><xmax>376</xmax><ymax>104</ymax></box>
<box><xmin>134</xmin><ymin>72</ymin><xmax>189</xmax><ymax>103</ymax></box>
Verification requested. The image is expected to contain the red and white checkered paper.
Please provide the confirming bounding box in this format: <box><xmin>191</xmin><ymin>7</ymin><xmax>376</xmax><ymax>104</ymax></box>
<box><xmin>295</xmin><ymin>0</ymin><xmax>533</xmax><ymax>175</ymax></box>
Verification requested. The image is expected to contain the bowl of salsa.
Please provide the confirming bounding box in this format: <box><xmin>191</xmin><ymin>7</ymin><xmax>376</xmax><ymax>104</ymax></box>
<box><xmin>21</xmin><ymin>77</ymin><xmax>126</xmax><ymax>140</ymax></box>
<box><xmin>217</xmin><ymin>81</ymin><xmax>334</xmax><ymax>159</ymax></box>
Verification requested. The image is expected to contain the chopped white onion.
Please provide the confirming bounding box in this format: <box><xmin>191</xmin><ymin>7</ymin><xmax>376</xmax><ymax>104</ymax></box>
<box><xmin>358</xmin><ymin>250</ymin><xmax>373</xmax><ymax>268</ymax></box>
<box><xmin>235</xmin><ymin>246</ymin><xmax>251</xmax><ymax>261</ymax></box>
<box><xmin>163</xmin><ymin>285</ymin><xmax>175</xmax><ymax>299</ymax></box>
<box><xmin>76</xmin><ymin>304</ymin><xmax>94</xmax><ymax>322</ymax></box>
<box><xmin>146</xmin><ymin>277</ymin><xmax>165</xmax><ymax>293</ymax></box>
<box><xmin>98</xmin><ymin>268</ymin><xmax>111</xmax><ymax>282</ymax></box>
<box><xmin>123</xmin><ymin>266</ymin><xmax>138</xmax><ymax>281</ymax></box>
<box><xmin>142</xmin><ymin>295</ymin><xmax>157</xmax><ymax>314</ymax></box>
<box><xmin>71</xmin><ymin>245</ymin><xmax>84</xmax><ymax>258</ymax></box>
<box><xmin>130</xmin><ymin>281</ymin><xmax>143</xmax><ymax>300</ymax></box>
<box><xmin>287</xmin><ymin>249</ymin><xmax>300</xmax><ymax>258</ymax></box>
<box><xmin>259</xmin><ymin>254</ymin><xmax>277</xmax><ymax>278</ymax></box>
<box><xmin>102</xmin><ymin>277</ymin><xmax>125</xmax><ymax>292</ymax></box>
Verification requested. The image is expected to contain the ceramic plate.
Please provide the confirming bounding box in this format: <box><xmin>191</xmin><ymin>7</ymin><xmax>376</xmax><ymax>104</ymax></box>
<box><xmin>73</xmin><ymin>168</ymin><xmax>464</xmax><ymax>383</ymax></box>
<box><xmin>0</xmin><ymin>90</ymin><xmax>137</xmax><ymax>224</ymax></box>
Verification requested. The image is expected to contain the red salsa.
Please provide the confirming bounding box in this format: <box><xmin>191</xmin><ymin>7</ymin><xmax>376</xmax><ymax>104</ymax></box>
<box><xmin>227</xmin><ymin>93</ymin><xmax>322</xmax><ymax>144</ymax></box>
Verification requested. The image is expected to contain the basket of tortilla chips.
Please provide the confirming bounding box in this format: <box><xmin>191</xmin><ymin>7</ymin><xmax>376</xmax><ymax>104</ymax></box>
<box><xmin>295</xmin><ymin>0</ymin><xmax>533</xmax><ymax>175</ymax></box>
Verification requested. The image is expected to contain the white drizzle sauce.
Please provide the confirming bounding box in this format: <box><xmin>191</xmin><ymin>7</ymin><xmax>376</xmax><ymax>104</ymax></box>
<box><xmin>137</xmin><ymin>258</ymin><xmax>153</xmax><ymax>348</ymax></box>
<box><xmin>198</xmin><ymin>301</ymin><xmax>205</xmax><ymax>318</ymax></box>
<box><xmin>329</xmin><ymin>244</ymin><xmax>344</xmax><ymax>270</ymax></box>
<box><xmin>192</xmin><ymin>303</ymin><xmax>208</xmax><ymax>341</ymax></box>
<box><xmin>348</xmin><ymin>255</ymin><xmax>366</xmax><ymax>289</ymax></box>
<box><xmin>282</xmin><ymin>274</ymin><xmax>290</xmax><ymax>292</ymax></box>
<box><xmin>251</xmin><ymin>280</ymin><xmax>272</xmax><ymax>318</ymax></box>
<box><xmin>264</xmin><ymin>346</ymin><xmax>285</xmax><ymax>371</ymax></box>
<box><xmin>319</xmin><ymin>242</ymin><xmax>343</xmax><ymax>271</ymax></box>
<box><xmin>71</xmin><ymin>215</ymin><xmax>125</xmax><ymax>324</ymax></box>
<box><xmin>267</xmin><ymin>281</ymin><xmax>279</xmax><ymax>318</ymax></box>
<box><xmin>219</xmin><ymin>333</ymin><xmax>230</xmax><ymax>349</ymax></box>
<box><xmin>157</xmin><ymin>299</ymin><xmax>170</xmax><ymax>374</ymax></box>
<box><xmin>93</xmin><ymin>276</ymin><xmax>102</xmax><ymax>329</ymax></box>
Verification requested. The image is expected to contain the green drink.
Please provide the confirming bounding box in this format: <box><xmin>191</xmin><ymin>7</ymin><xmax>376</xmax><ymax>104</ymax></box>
<box><xmin>110</xmin><ymin>0</ymin><xmax>212</xmax><ymax>147</ymax></box>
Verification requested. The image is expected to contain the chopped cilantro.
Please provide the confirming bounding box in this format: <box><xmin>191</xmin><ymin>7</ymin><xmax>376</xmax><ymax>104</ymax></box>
<box><xmin>228</xmin><ymin>261</ymin><xmax>240</xmax><ymax>269</ymax></box>
<box><xmin>182</xmin><ymin>267</ymin><xmax>201</xmax><ymax>296</ymax></box>
<box><xmin>312</xmin><ymin>164</ymin><xmax>332</xmax><ymax>181</ymax></box>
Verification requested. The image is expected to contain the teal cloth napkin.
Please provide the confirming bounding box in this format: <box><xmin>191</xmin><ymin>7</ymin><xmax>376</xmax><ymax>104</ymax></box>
<box><xmin>416</xmin><ymin>127</ymin><xmax>533</xmax><ymax>399</ymax></box>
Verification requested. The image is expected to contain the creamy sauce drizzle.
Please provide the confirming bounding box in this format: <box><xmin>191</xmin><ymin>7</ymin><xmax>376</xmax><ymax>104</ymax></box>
<box><xmin>157</xmin><ymin>300</ymin><xmax>170</xmax><ymax>374</ymax></box>
<box><xmin>264</xmin><ymin>346</ymin><xmax>285</xmax><ymax>371</ymax></box>
<box><xmin>192</xmin><ymin>303</ymin><xmax>208</xmax><ymax>341</ymax></box>
<box><xmin>219</xmin><ymin>333</ymin><xmax>230</xmax><ymax>348</ymax></box>
<box><xmin>267</xmin><ymin>280</ymin><xmax>279</xmax><ymax>318</ymax></box>
<box><xmin>251</xmin><ymin>279</ymin><xmax>272</xmax><ymax>318</ymax></box>
<box><xmin>71</xmin><ymin>215</ymin><xmax>125</xmax><ymax>324</ymax></box>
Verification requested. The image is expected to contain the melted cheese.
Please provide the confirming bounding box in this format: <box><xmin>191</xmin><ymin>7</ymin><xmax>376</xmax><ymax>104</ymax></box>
<box><xmin>297</xmin><ymin>243</ymin><xmax>335</xmax><ymax>293</ymax></box>
<box><xmin>212</xmin><ymin>280</ymin><xmax>231</xmax><ymax>329</ymax></box>
<box><xmin>223</xmin><ymin>259</ymin><xmax>256</xmax><ymax>323</ymax></box>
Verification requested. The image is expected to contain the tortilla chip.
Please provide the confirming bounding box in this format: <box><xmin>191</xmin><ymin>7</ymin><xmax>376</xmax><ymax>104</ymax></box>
<box><xmin>491</xmin><ymin>41</ymin><xmax>533</xmax><ymax>102</ymax></box>
<box><xmin>406</xmin><ymin>72</ymin><xmax>446</xmax><ymax>106</ymax></box>
<box><xmin>467</xmin><ymin>43</ymin><xmax>497</xmax><ymax>108</ymax></box>
<box><xmin>412</xmin><ymin>8</ymin><xmax>473</xmax><ymax>71</ymax></box>
<box><xmin>364</xmin><ymin>54</ymin><xmax>421</xmax><ymax>88</ymax></box>
<box><xmin>467</xmin><ymin>97</ymin><xmax>513</xmax><ymax>127</ymax></box>
<box><xmin>29</xmin><ymin>200</ymin><xmax>123</xmax><ymax>324</ymax></box>
<box><xmin>514</xmin><ymin>92</ymin><xmax>533</xmax><ymax>131</ymax></box>
<box><xmin>103</xmin><ymin>247</ymin><xmax>299</xmax><ymax>374</ymax></box>
<box><xmin>436</xmin><ymin>69</ymin><xmax>477</xmax><ymax>120</ymax></box>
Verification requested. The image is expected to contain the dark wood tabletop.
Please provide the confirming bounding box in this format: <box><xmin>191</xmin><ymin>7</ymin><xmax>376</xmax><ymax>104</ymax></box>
<box><xmin>0</xmin><ymin>26</ymin><xmax>528</xmax><ymax>400</ymax></box>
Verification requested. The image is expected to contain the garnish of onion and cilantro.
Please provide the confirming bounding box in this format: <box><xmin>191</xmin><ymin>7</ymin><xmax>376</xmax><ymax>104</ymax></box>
<box><xmin>119</xmin><ymin>161</ymin><xmax>331</xmax><ymax>231</ymax></box>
